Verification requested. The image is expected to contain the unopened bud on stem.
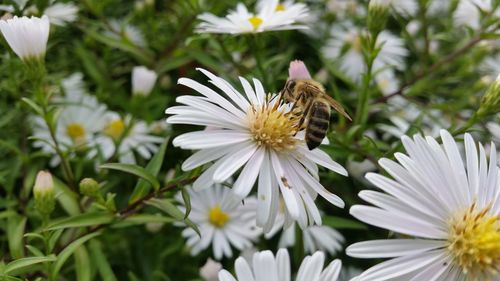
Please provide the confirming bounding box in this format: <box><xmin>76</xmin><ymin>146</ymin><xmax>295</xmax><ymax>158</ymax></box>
<box><xmin>33</xmin><ymin>171</ymin><xmax>55</xmax><ymax>216</ymax></box>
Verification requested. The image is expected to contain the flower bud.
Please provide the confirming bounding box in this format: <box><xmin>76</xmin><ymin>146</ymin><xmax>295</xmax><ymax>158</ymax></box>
<box><xmin>200</xmin><ymin>258</ymin><xmax>222</xmax><ymax>281</ymax></box>
<box><xmin>132</xmin><ymin>66</ymin><xmax>158</xmax><ymax>96</ymax></box>
<box><xmin>33</xmin><ymin>171</ymin><xmax>55</xmax><ymax>216</ymax></box>
<box><xmin>477</xmin><ymin>74</ymin><xmax>500</xmax><ymax>117</ymax></box>
<box><xmin>79</xmin><ymin>178</ymin><xmax>100</xmax><ymax>198</ymax></box>
<box><xmin>368</xmin><ymin>0</ymin><xmax>389</xmax><ymax>35</ymax></box>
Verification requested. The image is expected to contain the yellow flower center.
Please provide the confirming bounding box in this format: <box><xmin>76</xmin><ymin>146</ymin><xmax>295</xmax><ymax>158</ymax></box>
<box><xmin>351</xmin><ymin>34</ymin><xmax>362</xmax><ymax>52</ymax></box>
<box><xmin>208</xmin><ymin>205</ymin><xmax>230</xmax><ymax>228</ymax></box>
<box><xmin>378</xmin><ymin>78</ymin><xmax>390</xmax><ymax>91</ymax></box>
<box><xmin>276</xmin><ymin>3</ymin><xmax>285</xmax><ymax>11</ymax></box>
<box><xmin>104</xmin><ymin>119</ymin><xmax>125</xmax><ymax>140</ymax></box>
<box><xmin>66</xmin><ymin>123</ymin><xmax>86</xmax><ymax>143</ymax></box>
<box><xmin>247</xmin><ymin>101</ymin><xmax>299</xmax><ymax>151</ymax></box>
<box><xmin>448</xmin><ymin>203</ymin><xmax>500</xmax><ymax>280</ymax></box>
<box><xmin>248</xmin><ymin>16</ymin><xmax>263</xmax><ymax>30</ymax></box>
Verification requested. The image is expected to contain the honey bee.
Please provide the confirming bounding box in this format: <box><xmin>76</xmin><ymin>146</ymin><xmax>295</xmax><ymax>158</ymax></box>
<box><xmin>281</xmin><ymin>79</ymin><xmax>351</xmax><ymax>150</ymax></box>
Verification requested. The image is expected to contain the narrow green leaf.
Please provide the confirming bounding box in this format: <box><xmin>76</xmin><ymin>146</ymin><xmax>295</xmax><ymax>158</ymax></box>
<box><xmin>129</xmin><ymin>138</ymin><xmax>169</xmax><ymax>203</ymax></box>
<box><xmin>74</xmin><ymin>246</ymin><xmax>92</xmax><ymax>281</ymax></box>
<box><xmin>53</xmin><ymin>177</ymin><xmax>81</xmax><ymax>216</ymax></box>
<box><xmin>20</xmin><ymin>97</ymin><xmax>43</xmax><ymax>116</ymax></box>
<box><xmin>0</xmin><ymin>210</ymin><xmax>17</xmax><ymax>220</ymax></box>
<box><xmin>25</xmin><ymin>245</ymin><xmax>44</xmax><ymax>257</ymax></box>
<box><xmin>146</xmin><ymin>198</ymin><xmax>200</xmax><ymax>236</ymax></box>
<box><xmin>323</xmin><ymin>216</ymin><xmax>368</xmax><ymax>230</ymax></box>
<box><xmin>111</xmin><ymin>214</ymin><xmax>174</xmax><ymax>228</ymax></box>
<box><xmin>7</xmin><ymin>216</ymin><xmax>26</xmax><ymax>259</ymax></box>
<box><xmin>100</xmin><ymin>163</ymin><xmax>160</xmax><ymax>191</ymax></box>
<box><xmin>50</xmin><ymin>232</ymin><xmax>101</xmax><ymax>280</ymax></box>
<box><xmin>4</xmin><ymin>256</ymin><xmax>56</xmax><ymax>274</ymax></box>
<box><xmin>47</xmin><ymin>229</ymin><xmax>64</xmax><ymax>253</ymax></box>
<box><xmin>181</xmin><ymin>188</ymin><xmax>191</xmax><ymax>219</ymax></box>
<box><xmin>89</xmin><ymin>240</ymin><xmax>118</xmax><ymax>281</ymax></box>
<box><xmin>45</xmin><ymin>212</ymin><xmax>115</xmax><ymax>231</ymax></box>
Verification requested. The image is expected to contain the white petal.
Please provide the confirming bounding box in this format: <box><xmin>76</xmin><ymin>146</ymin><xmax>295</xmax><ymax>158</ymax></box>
<box><xmin>346</xmin><ymin>239</ymin><xmax>446</xmax><ymax>258</ymax></box>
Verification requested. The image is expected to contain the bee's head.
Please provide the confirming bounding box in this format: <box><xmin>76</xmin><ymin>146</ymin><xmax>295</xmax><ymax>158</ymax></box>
<box><xmin>285</xmin><ymin>79</ymin><xmax>297</xmax><ymax>93</ymax></box>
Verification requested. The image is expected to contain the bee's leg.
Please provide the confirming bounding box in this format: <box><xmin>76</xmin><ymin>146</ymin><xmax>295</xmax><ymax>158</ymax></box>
<box><xmin>293</xmin><ymin>98</ymin><xmax>312</xmax><ymax>136</ymax></box>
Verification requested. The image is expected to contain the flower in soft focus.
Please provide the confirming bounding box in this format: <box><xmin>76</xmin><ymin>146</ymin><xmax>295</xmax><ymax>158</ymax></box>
<box><xmin>32</xmin><ymin>74</ymin><xmax>107</xmax><ymax>166</ymax></box>
<box><xmin>200</xmin><ymin>258</ymin><xmax>222</xmax><ymax>281</ymax></box>
<box><xmin>374</xmin><ymin>68</ymin><xmax>399</xmax><ymax>96</ymax></box>
<box><xmin>0</xmin><ymin>15</ymin><xmax>50</xmax><ymax>61</ymax></box>
<box><xmin>369</xmin><ymin>0</ymin><xmax>418</xmax><ymax>16</ymax></box>
<box><xmin>106</xmin><ymin>19</ymin><xmax>146</xmax><ymax>47</ymax></box>
<box><xmin>346</xmin><ymin>130</ymin><xmax>499</xmax><ymax>280</ymax></box>
<box><xmin>322</xmin><ymin>21</ymin><xmax>408</xmax><ymax>81</ymax></box>
<box><xmin>44</xmin><ymin>2</ymin><xmax>78</xmax><ymax>26</ymax></box>
<box><xmin>93</xmin><ymin>112</ymin><xmax>164</xmax><ymax>164</ymax></box>
<box><xmin>218</xmin><ymin>248</ymin><xmax>342</xmax><ymax>281</ymax></box>
<box><xmin>326</xmin><ymin>0</ymin><xmax>363</xmax><ymax>19</ymax></box>
<box><xmin>132</xmin><ymin>66</ymin><xmax>158</xmax><ymax>96</ymax></box>
<box><xmin>454</xmin><ymin>0</ymin><xmax>499</xmax><ymax>29</ymax></box>
<box><xmin>196</xmin><ymin>0</ymin><xmax>308</xmax><ymax>34</ymax></box>
<box><xmin>33</xmin><ymin>170</ymin><xmax>55</xmax><ymax>216</ymax></box>
<box><xmin>166</xmin><ymin>67</ymin><xmax>347</xmax><ymax>230</ymax></box>
<box><xmin>176</xmin><ymin>184</ymin><xmax>261</xmax><ymax>260</ymax></box>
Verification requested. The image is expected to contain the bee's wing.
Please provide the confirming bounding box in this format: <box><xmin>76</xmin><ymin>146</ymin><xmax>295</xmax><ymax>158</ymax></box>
<box><xmin>323</xmin><ymin>94</ymin><xmax>352</xmax><ymax>121</ymax></box>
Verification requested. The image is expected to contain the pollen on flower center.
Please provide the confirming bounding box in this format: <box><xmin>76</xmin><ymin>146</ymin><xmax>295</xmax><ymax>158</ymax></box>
<box><xmin>208</xmin><ymin>205</ymin><xmax>230</xmax><ymax>228</ymax></box>
<box><xmin>351</xmin><ymin>35</ymin><xmax>362</xmax><ymax>52</ymax></box>
<box><xmin>104</xmin><ymin>119</ymin><xmax>125</xmax><ymax>140</ymax></box>
<box><xmin>247</xmin><ymin>103</ymin><xmax>299</xmax><ymax>151</ymax></box>
<box><xmin>248</xmin><ymin>16</ymin><xmax>263</xmax><ymax>30</ymax></box>
<box><xmin>66</xmin><ymin>123</ymin><xmax>86</xmax><ymax>142</ymax></box>
<box><xmin>276</xmin><ymin>4</ymin><xmax>286</xmax><ymax>11</ymax></box>
<box><xmin>447</xmin><ymin>202</ymin><xmax>500</xmax><ymax>279</ymax></box>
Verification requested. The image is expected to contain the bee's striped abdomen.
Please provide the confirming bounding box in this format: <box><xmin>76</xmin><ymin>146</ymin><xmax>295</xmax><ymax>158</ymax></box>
<box><xmin>305</xmin><ymin>101</ymin><xmax>330</xmax><ymax>150</ymax></box>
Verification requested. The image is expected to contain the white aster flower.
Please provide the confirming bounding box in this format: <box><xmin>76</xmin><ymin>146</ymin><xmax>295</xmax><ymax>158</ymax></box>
<box><xmin>166</xmin><ymin>68</ymin><xmax>348</xmax><ymax>230</ymax></box>
<box><xmin>196</xmin><ymin>0</ymin><xmax>308</xmax><ymax>34</ymax></box>
<box><xmin>132</xmin><ymin>66</ymin><xmax>158</xmax><ymax>96</ymax></box>
<box><xmin>454</xmin><ymin>0</ymin><xmax>499</xmax><ymax>29</ymax></box>
<box><xmin>374</xmin><ymin>67</ymin><xmax>399</xmax><ymax>96</ymax></box>
<box><xmin>218</xmin><ymin>248</ymin><xmax>342</xmax><ymax>281</ymax></box>
<box><xmin>322</xmin><ymin>22</ymin><xmax>408</xmax><ymax>81</ymax></box>
<box><xmin>44</xmin><ymin>2</ymin><xmax>78</xmax><ymax>26</ymax></box>
<box><xmin>106</xmin><ymin>19</ymin><xmax>146</xmax><ymax>47</ymax></box>
<box><xmin>326</xmin><ymin>0</ymin><xmax>364</xmax><ymax>19</ymax></box>
<box><xmin>94</xmin><ymin>112</ymin><xmax>164</xmax><ymax>164</ymax></box>
<box><xmin>176</xmin><ymin>184</ymin><xmax>261</xmax><ymax>260</ymax></box>
<box><xmin>346</xmin><ymin>130</ymin><xmax>499</xmax><ymax>281</ymax></box>
<box><xmin>0</xmin><ymin>15</ymin><xmax>50</xmax><ymax>61</ymax></box>
<box><xmin>370</xmin><ymin>0</ymin><xmax>418</xmax><ymax>16</ymax></box>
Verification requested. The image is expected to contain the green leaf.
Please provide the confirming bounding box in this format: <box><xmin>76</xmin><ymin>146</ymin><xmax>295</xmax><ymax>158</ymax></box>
<box><xmin>50</xmin><ymin>232</ymin><xmax>101</xmax><ymax>280</ymax></box>
<box><xmin>25</xmin><ymin>245</ymin><xmax>44</xmax><ymax>257</ymax></box>
<box><xmin>20</xmin><ymin>97</ymin><xmax>43</xmax><ymax>116</ymax></box>
<box><xmin>111</xmin><ymin>214</ymin><xmax>174</xmax><ymax>228</ymax></box>
<box><xmin>45</xmin><ymin>212</ymin><xmax>115</xmax><ymax>231</ymax></box>
<box><xmin>323</xmin><ymin>216</ymin><xmax>368</xmax><ymax>230</ymax></box>
<box><xmin>7</xmin><ymin>215</ymin><xmax>26</xmax><ymax>259</ymax></box>
<box><xmin>0</xmin><ymin>210</ymin><xmax>18</xmax><ymax>220</ymax></box>
<box><xmin>146</xmin><ymin>198</ymin><xmax>200</xmax><ymax>236</ymax></box>
<box><xmin>100</xmin><ymin>163</ymin><xmax>160</xmax><ymax>191</ymax></box>
<box><xmin>4</xmin><ymin>256</ymin><xmax>56</xmax><ymax>275</ymax></box>
<box><xmin>129</xmin><ymin>138</ymin><xmax>169</xmax><ymax>203</ymax></box>
<box><xmin>53</xmin><ymin>177</ymin><xmax>81</xmax><ymax>216</ymax></box>
<box><xmin>75</xmin><ymin>246</ymin><xmax>92</xmax><ymax>281</ymax></box>
<box><xmin>181</xmin><ymin>188</ymin><xmax>191</xmax><ymax>220</ymax></box>
<box><xmin>89</xmin><ymin>240</ymin><xmax>118</xmax><ymax>281</ymax></box>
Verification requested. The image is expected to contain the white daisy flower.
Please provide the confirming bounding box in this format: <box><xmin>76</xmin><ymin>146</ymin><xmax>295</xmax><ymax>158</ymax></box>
<box><xmin>196</xmin><ymin>0</ymin><xmax>309</xmax><ymax>34</ymax></box>
<box><xmin>322</xmin><ymin>22</ymin><xmax>408</xmax><ymax>81</ymax></box>
<box><xmin>218</xmin><ymin>248</ymin><xmax>342</xmax><ymax>281</ymax></box>
<box><xmin>32</xmin><ymin>79</ymin><xmax>107</xmax><ymax>166</ymax></box>
<box><xmin>166</xmin><ymin>67</ymin><xmax>348</xmax><ymax>230</ymax></box>
<box><xmin>346</xmin><ymin>130</ymin><xmax>499</xmax><ymax>280</ymax></box>
<box><xmin>454</xmin><ymin>0</ymin><xmax>499</xmax><ymax>29</ymax></box>
<box><xmin>94</xmin><ymin>112</ymin><xmax>164</xmax><ymax>164</ymax></box>
<box><xmin>106</xmin><ymin>19</ymin><xmax>146</xmax><ymax>47</ymax></box>
<box><xmin>44</xmin><ymin>2</ymin><xmax>78</xmax><ymax>26</ymax></box>
<box><xmin>326</xmin><ymin>0</ymin><xmax>364</xmax><ymax>19</ymax></box>
<box><xmin>0</xmin><ymin>15</ymin><xmax>50</xmax><ymax>61</ymax></box>
<box><xmin>132</xmin><ymin>66</ymin><xmax>158</xmax><ymax>96</ymax></box>
<box><xmin>176</xmin><ymin>184</ymin><xmax>261</xmax><ymax>260</ymax></box>
<box><xmin>374</xmin><ymin>67</ymin><xmax>399</xmax><ymax>96</ymax></box>
<box><xmin>370</xmin><ymin>0</ymin><xmax>418</xmax><ymax>16</ymax></box>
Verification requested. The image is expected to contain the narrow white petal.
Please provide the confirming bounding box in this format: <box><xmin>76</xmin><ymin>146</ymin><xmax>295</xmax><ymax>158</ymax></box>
<box><xmin>346</xmin><ymin>239</ymin><xmax>446</xmax><ymax>258</ymax></box>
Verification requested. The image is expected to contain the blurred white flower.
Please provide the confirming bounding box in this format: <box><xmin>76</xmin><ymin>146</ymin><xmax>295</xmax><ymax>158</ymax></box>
<box><xmin>132</xmin><ymin>66</ymin><xmax>158</xmax><ymax>96</ymax></box>
<box><xmin>370</xmin><ymin>0</ymin><xmax>418</xmax><ymax>16</ymax></box>
<box><xmin>44</xmin><ymin>2</ymin><xmax>78</xmax><ymax>26</ymax></box>
<box><xmin>200</xmin><ymin>258</ymin><xmax>222</xmax><ymax>281</ymax></box>
<box><xmin>0</xmin><ymin>15</ymin><xmax>50</xmax><ymax>61</ymax></box>
<box><xmin>375</xmin><ymin>67</ymin><xmax>399</xmax><ymax>96</ymax></box>
<box><xmin>106</xmin><ymin>19</ymin><xmax>146</xmax><ymax>47</ymax></box>
<box><xmin>347</xmin><ymin>159</ymin><xmax>377</xmax><ymax>181</ymax></box>
<box><xmin>166</xmin><ymin>68</ymin><xmax>347</xmax><ymax>230</ymax></box>
<box><xmin>218</xmin><ymin>248</ymin><xmax>343</xmax><ymax>281</ymax></box>
<box><xmin>481</xmin><ymin>53</ymin><xmax>500</xmax><ymax>75</ymax></box>
<box><xmin>347</xmin><ymin>130</ymin><xmax>499</xmax><ymax>280</ymax></box>
<box><xmin>323</xmin><ymin>21</ymin><xmax>408</xmax><ymax>81</ymax></box>
<box><xmin>176</xmin><ymin>184</ymin><xmax>261</xmax><ymax>260</ymax></box>
<box><xmin>454</xmin><ymin>0</ymin><xmax>499</xmax><ymax>29</ymax></box>
<box><xmin>326</xmin><ymin>0</ymin><xmax>364</xmax><ymax>18</ymax></box>
<box><xmin>196</xmin><ymin>0</ymin><xmax>308</xmax><ymax>34</ymax></box>
<box><xmin>32</xmin><ymin>75</ymin><xmax>107</xmax><ymax>166</ymax></box>
<box><xmin>93</xmin><ymin>112</ymin><xmax>164</xmax><ymax>164</ymax></box>
<box><xmin>427</xmin><ymin>0</ymin><xmax>450</xmax><ymax>16</ymax></box>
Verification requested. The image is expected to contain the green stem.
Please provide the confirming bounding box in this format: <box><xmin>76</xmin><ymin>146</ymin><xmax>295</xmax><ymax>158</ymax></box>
<box><xmin>248</xmin><ymin>35</ymin><xmax>268</xmax><ymax>88</ymax></box>
<box><xmin>216</xmin><ymin>37</ymin><xmax>248</xmax><ymax>74</ymax></box>
<box><xmin>452</xmin><ymin>113</ymin><xmax>479</xmax><ymax>136</ymax></box>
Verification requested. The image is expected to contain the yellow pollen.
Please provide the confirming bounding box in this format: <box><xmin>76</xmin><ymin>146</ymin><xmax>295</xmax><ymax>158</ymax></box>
<box><xmin>447</xmin><ymin>203</ymin><xmax>500</xmax><ymax>280</ymax></box>
<box><xmin>276</xmin><ymin>3</ymin><xmax>285</xmax><ymax>11</ymax></box>
<box><xmin>247</xmin><ymin>102</ymin><xmax>299</xmax><ymax>151</ymax></box>
<box><xmin>104</xmin><ymin>119</ymin><xmax>125</xmax><ymax>140</ymax></box>
<box><xmin>208</xmin><ymin>205</ymin><xmax>230</xmax><ymax>228</ymax></box>
<box><xmin>248</xmin><ymin>16</ymin><xmax>263</xmax><ymax>30</ymax></box>
<box><xmin>351</xmin><ymin>35</ymin><xmax>362</xmax><ymax>52</ymax></box>
<box><xmin>66</xmin><ymin>123</ymin><xmax>86</xmax><ymax>143</ymax></box>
